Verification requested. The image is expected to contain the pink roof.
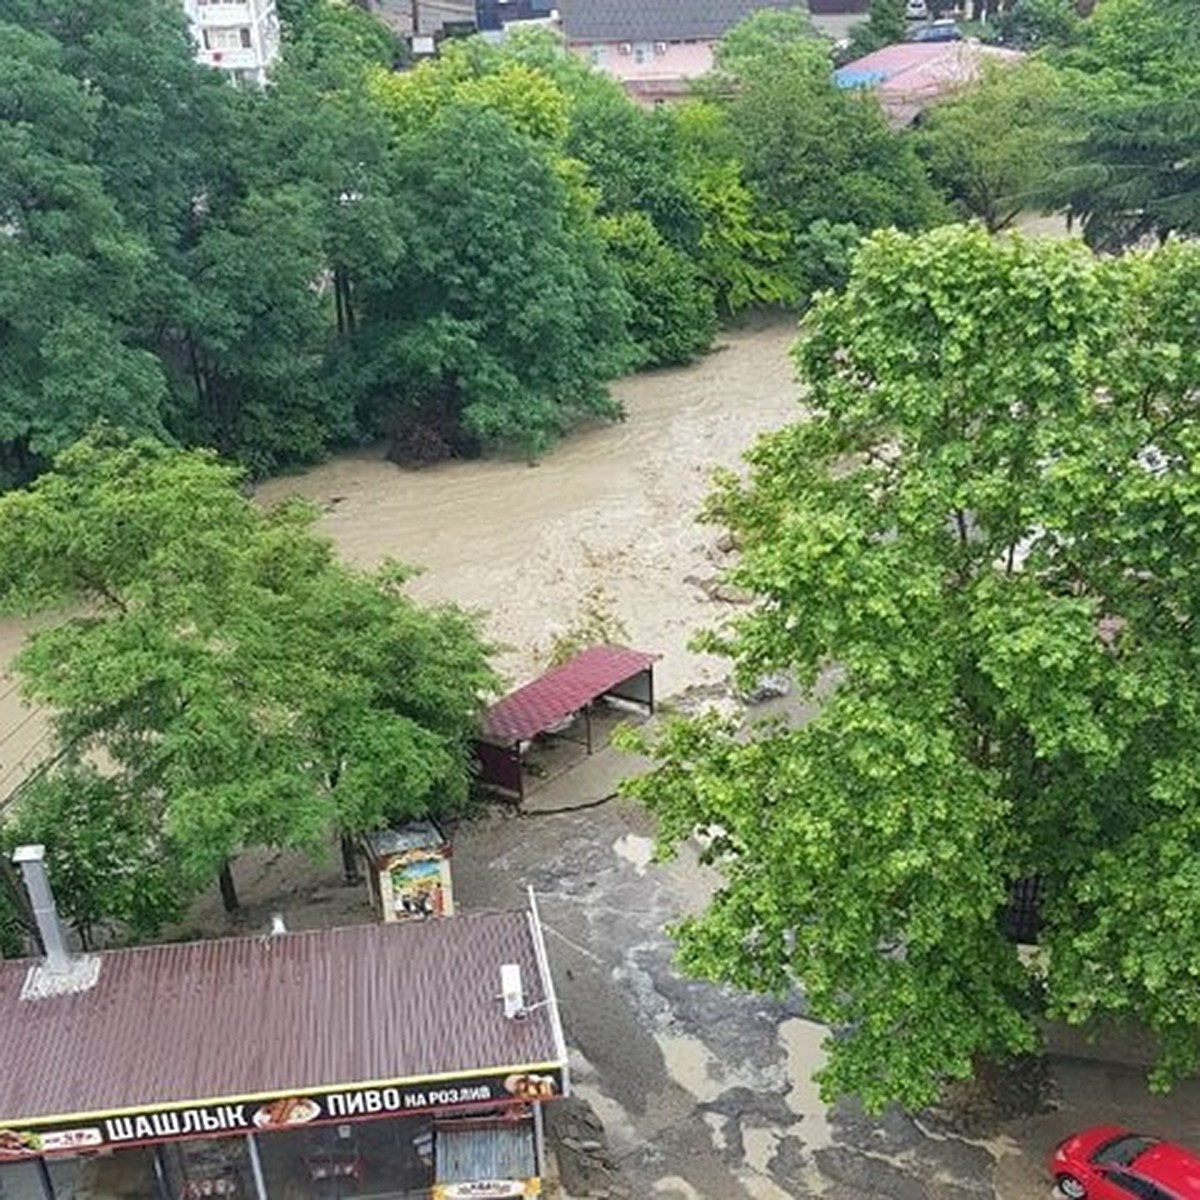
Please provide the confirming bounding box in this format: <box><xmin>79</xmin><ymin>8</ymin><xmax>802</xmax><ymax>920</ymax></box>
<box><xmin>480</xmin><ymin>645</ymin><xmax>659</xmax><ymax>743</ymax></box>
<box><xmin>837</xmin><ymin>41</ymin><xmax>1024</xmax><ymax>123</ymax></box>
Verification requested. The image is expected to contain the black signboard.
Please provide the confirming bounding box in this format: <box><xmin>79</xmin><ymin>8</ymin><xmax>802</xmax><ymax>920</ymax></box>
<box><xmin>0</xmin><ymin>1066</ymin><xmax>564</xmax><ymax>1160</ymax></box>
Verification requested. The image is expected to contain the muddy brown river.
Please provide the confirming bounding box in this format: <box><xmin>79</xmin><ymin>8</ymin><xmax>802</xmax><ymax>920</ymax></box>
<box><xmin>0</xmin><ymin>317</ymin><xmax>802</xmax><ymax>804</ymax></box>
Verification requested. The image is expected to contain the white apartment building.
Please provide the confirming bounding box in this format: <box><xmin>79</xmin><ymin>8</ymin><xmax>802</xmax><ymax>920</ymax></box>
<box><xmin>182</xmin><ymin>0</ymin><xmax>280</xmax><ymax>85</ymax></box>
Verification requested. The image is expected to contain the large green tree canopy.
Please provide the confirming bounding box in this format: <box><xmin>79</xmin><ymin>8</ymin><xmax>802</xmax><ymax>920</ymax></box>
<box><xmin>625</xmin><ymin>226</ymin><xmax>1200</xmax><ymax>1111</ymax></box>
<box><xmin>0</xmin><ymin>433</ymin><xmax>495</xmax><ymax>933</ymax></box>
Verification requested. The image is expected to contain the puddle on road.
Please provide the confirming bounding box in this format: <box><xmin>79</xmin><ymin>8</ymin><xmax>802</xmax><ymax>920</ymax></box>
<box><xmin>741</xmin><ymin>1126</ymin><xmax>782</xmax><ymax>1175</ymax></box>
<box><xmin>613</xmin><ymin>832</ymin><xmax>655</xmax><ymax>874</ymax></box>
<box><xmin>652</xmin><ymin>1176</ymin><xmax>704</xmax><ymax>1200</ymax></box>
<box><xmin>736</xmin><ymin>1170</ymin><xmax>798</xmax><ymax>1200</ymax></box>
<box><xmin>779</xmin><ymin>1018</ymin><xmax>834</xmax><ymax>1151</ymax></box>
<box><xmin>656</xmin><ymin>1031</ymin><xmax>728</xmax><ymax>1104</ymax></box>
<box><xmin>568</xmin><ymin>1078</ymin><xmax>641</xmax><ymax>1156</ymax></box>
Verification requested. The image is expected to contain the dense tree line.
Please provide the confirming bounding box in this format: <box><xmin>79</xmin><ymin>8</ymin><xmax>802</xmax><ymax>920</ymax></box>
<box><xmin>0</xmin><ymin>0</ymin><xmax>952</xmax><ymax>484</ymax></box>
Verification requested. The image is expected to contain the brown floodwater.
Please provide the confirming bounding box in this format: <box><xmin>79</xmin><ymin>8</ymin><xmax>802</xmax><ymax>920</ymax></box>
<box><xmin>0</xmin><ymin>316</ymin><xmax>803</xmax><ymax>804</ymax></box>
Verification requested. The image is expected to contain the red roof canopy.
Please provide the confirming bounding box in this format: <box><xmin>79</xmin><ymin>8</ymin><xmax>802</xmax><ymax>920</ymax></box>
<box><xmin>480</xmin><ymin>646</ymin><xmax>658</xmax><ymax>744</ymax></box>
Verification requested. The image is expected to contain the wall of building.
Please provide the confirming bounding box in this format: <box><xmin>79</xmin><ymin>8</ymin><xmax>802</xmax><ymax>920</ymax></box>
<box><xmin>181</xmin><ymin>0</ymin><xmax>280</xmax><ymax>85</ymax></box>
<box><xmin>569</xmin><ymin>39</ymin><xmax>717</xmax><ymax>90</ymax></box>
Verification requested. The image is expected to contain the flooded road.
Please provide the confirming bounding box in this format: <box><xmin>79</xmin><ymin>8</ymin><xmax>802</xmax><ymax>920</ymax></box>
<box><xmin>0</xmin><ymin>317</ymin><xmax>802</xmax><ymax>803</ymax></box>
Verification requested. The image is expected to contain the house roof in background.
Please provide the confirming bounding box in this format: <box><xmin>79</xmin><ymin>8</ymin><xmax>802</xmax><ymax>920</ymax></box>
<box><xmin>559</xmin><ymin>0</ymin><xmax>808</xmax><ymax>43</ymax></box>
<box><xmin>0</xmin><ymin>912</ymin><xmax>563</xmax><ymax>1126</ymax></box>
<box><xmin>834</xmin><ymin>40</ymin><xmax>1024</xmax><ymax>122</ymax></box>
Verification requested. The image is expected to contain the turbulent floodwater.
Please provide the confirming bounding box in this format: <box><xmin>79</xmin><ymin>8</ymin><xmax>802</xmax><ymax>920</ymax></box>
<box><xmin>0</xmin><ymin>316</ymin><xmax>803</xmax><ymax>803</ymax></box>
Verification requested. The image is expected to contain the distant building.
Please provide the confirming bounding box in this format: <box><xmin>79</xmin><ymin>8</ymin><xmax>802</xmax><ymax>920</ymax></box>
<box><xmin>182</xmin><ymin>0</ymin><xmax>280</xmax><ymax>85</ymax></box>
<box><xmin>558</xmin><ymin>0</ymin><xmax>811</xmax><ymax>104</ymax></box>
<box><xmin>475</xmin><ymin>0</ymin><xmax>556</xmax><ymax>33</ymax></box>
<box><xmin>834</xmin><ymin>40</ymin><xmax>1024</xmax><ymax>124</ymax></box>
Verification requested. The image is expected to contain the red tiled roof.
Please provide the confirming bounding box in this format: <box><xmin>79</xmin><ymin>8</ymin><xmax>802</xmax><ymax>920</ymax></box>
<box><xmin>0</xmin><ymin>912</ymin><xmax>564</xmax><ymax>1126</ymax></box>
<box><xmin>480</xmin><ymin>646</ymin><xmax>658</xmax><ymax>744</ymax></box>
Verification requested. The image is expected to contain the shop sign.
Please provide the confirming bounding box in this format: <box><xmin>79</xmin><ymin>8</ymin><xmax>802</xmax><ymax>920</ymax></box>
<box><xmin>0</xmin><ymin>1068</ymin><xmax>563</xmax><ymax>1160</ymax></box>
<box><xmin>434</xmin><ymin>1181</ymin><xmax>539</xmax><ymax>1200</ymax></box>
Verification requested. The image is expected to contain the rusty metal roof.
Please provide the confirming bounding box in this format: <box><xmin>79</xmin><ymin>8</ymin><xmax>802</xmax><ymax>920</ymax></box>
<box><xmin>479</xmin><ymin>646</ymin><xmax>658</xmax><ymax>745</ymax></box>
<box><xmin>0</xmin><ymin>912</ymin><xmax>563</xmax><ymax>1126</ymax></box>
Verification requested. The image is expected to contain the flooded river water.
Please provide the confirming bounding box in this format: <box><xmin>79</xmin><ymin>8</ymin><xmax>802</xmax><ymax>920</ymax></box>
<box><xmin>0</xmin><ymin>317</ymin><xmax>802</xmax><ymax>803</ymax></box>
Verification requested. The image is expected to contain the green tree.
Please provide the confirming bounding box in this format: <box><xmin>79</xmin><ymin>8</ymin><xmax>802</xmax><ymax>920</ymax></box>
<box><xmin>598</xmin><ymin>212</ymin><xmax>717</xmax><ymax>366</ymax></box>
<box><xmin>624</xmin><ymin>227</ymin><xmax>1200</xmax><ymax>1111</ymax></box>
<box><xmin>0</xmin><ymin>433</ymin><xmax>495</xmax><ymax>912</ymax></box>
<box><xmin>845</xmin><ymin>0</ymin><xmax>908</xmax><ymax>59</ymax></box>
<box><xmin>0</xmin><ymin>21</ymin><xmax>167</xmax><ymax>487</ymax></box>
<box><xmin>348</xmin><ymin>104</ymin><xmax>635</xmax><ymax>459</ymax></box>
<box><xmin>917</xmin><ymin>60</ymin><xmax>1072</xmax><ymax>231</ymax></box>
<box><xmin>712</xmin><ymin>30</ymin><xmax>945</xmax><ymax>289</ymax></box>
<box><xmin>715</xmin><ymin>7</ymin><xmax>818</xmax><ymax>68</ymax></box>
<box><xmin>7</xmin><ymin>761</ymin><xmax>181</xmax><ymax>947</ymax></box>
<box><xmin>1041</xmin><ymin>0</ymin><xmax>1200</xmax><ymax>249</ymax></box>
<box><xmin>671</xmin><ymin>101</ymin><xmax>798</xmax><ymax>313</ymax></box>
<box><xmin>994</xmin><ymin>0</ymin><xmax>1081</xmax><ymax>50</ymax></box>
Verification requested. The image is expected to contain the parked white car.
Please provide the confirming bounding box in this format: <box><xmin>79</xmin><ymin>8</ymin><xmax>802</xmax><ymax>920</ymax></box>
<box><xmin>905</xmin><ymin>0</ymin><xmax>930</xmax><ymax>17</ymax></box>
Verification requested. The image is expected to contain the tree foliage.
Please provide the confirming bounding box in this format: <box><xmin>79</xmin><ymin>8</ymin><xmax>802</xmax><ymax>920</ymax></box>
<box><xmin>0</xmin><ymin>434</ymin><xmax>495</xmax><ymax>927</ymax></box>
<box><xmin>917</xmin><ymin>61</ymin><xmax>1072</xmax><ymax>231</ymax></box>
<box><xmin>0</xmin><ymin>0</ymin><xmax>977</xmax><ymax>477</ymax></box>
<box><xmin>845</xmin><ymin>0</ymin><xmax>908</xmax><ymax>59</ymax></box>
<box><xmin>714</xmin><ymin>29</ymin><xmax>946</xmax><ymax>294</ymax></box>
<box><xmin>599</xmin><ymin>212</ymin><xmax>717</xmax><ymax>367</ymax></box>
<box><xmin>624</xmin><ymin>227</ymin><xmax>1200</xmax><ymax>1111</ymax></box>
<box><xmin>1042</xmin><ymin>0</ymin><xmax>1200</xmax><ymax>249</ymax></box>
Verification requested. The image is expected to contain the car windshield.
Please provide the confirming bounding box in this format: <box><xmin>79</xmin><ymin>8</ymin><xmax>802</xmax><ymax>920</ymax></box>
<box><xmin>1092</xmin><ymin>1135</ymin><xmax>1159</xmax><ymax>1167</ymax></box>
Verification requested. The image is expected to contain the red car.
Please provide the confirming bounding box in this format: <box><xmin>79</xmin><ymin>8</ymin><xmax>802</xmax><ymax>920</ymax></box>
<box><xmin>1049</xmin><ymin>1125</ymin><xmax>1200</xmax><ymax>1199</ymax></box>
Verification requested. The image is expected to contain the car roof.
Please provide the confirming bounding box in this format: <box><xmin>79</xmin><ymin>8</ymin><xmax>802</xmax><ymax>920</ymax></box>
<box><xmin>1135</xmin><ymin>1142</ymin><xmax>1200</xmax><ymax>1194</ymax></box>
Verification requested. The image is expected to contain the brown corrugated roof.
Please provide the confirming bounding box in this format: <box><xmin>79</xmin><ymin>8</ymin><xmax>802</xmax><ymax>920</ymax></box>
<box><xmin>0</xmin><ymin>912</ymin><xmax>563</xmax><ymax>1126</ymax></box>
<box><xmin>479</xmin><ymin>645</ymin><xmax>658</xmax><ymax>744</ymax></box>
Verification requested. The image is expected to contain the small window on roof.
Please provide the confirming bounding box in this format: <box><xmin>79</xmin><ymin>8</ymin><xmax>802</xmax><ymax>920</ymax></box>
<box><xmin>1093</xmin><ymin>1136</ymin><xmax>1159</xmax><ymax>1167</ymax></box>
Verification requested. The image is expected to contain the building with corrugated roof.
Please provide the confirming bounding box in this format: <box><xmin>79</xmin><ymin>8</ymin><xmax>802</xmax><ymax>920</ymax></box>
<box><xmin>834</xmin><ymin>40</ymin><xmax>1025</xmax><ymax>125</ymax></box>
<box><xmin>558</xmin><ymin>0</ymin><xmax>812</xmax><ymax>103</ymax></box>
<box><xmin>0</xmin><ymin>856</ymin><xmax>566</xmax><ymax>1200</ymax></box>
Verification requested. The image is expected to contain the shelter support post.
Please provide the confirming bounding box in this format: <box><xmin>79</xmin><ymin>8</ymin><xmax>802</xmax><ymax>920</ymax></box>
<box><xmin>35</xmin><ymin>1158</ymin><xmax>55</xmax><ymax>1200</ymax></box>
<box><xmin>532</xmin><ymin>1101</ymin><xmax>547</xmax><ymax>1178</ymax></box>
<box><xmin>584</xmin><ymin>706</ymin><xmax>592</xmax><ymax>755</ymax></box>
<box><xmin>246</xmin><ymin>1133</ymin><xmax>270</xmax><ymax>1200</ymax></box>
<box><xmin>152</xmin><ymin>1146</ymin><xmax>172</xmax><ymax>1200</ymax></box>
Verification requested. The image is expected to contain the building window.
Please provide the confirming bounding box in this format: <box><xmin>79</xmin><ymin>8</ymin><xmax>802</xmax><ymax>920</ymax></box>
<box><xmin>633</xmin><ymin>42</ymin><xmax>652</xmax><ymax>64</ymax></box>
<box><xmin>203</xmin><ymin>26</ymin><xmax>249</xmax><ymax>50</ymax></box>
<box><xmin>588</xmin><ymin>45</ymin><xmax>606</xmax><ymax>67</ymax></box>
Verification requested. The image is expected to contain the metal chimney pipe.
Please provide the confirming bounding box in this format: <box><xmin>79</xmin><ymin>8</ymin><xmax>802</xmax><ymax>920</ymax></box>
<box><xmin>12</xmin><ymin>845</ymin><xmax>73</xmax><ymax>974</ymax></box>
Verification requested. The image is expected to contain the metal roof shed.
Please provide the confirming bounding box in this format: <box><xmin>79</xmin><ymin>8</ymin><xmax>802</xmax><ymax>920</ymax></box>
<box><xmin>473</xmin><ymin>645</ymin><xmax>659</xmax><ymax>802</ymax></box>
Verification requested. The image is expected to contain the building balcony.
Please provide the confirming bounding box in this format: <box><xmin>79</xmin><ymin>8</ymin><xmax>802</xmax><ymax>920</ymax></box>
<box><xmin>190</xmin><ymin>2</ymin><xmax>256</xmax><ymax>25</ymax></box>
<box><xmin>199</xmin><ymin>44</ymin><xmax>264</xmax><ymax>70</ymax></box>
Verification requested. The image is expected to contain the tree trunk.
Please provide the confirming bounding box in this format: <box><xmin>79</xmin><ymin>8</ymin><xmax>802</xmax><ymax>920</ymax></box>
<box><xmin>340</xmin><ymin>834</ymin><xmax>361</xmax><ymax>885</ymax></box>
<box><xmin>218</xmin><ymin>860</ymin><xmax>239</xmax><ymax>914</ymax></box>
